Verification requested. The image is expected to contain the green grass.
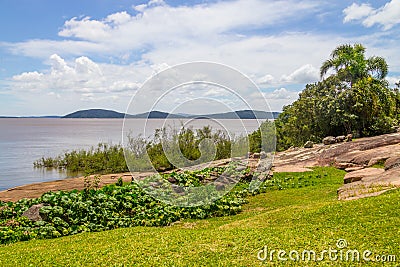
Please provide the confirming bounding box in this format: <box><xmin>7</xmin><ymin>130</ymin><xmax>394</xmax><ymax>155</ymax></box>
<box><xmin>0</xmin><ymin>167</ymin><xmax>399</xmax><ymax>266</ymax></box>
<box><xmin>370</xmin><ymin>159</ymin><xmax>386</xmax><ymax>169</ymax></box>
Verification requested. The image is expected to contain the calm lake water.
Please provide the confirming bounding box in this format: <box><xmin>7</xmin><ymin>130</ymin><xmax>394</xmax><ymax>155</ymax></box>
<box><xmin>0</xmin><ymin>118</ymin><xmax>262</xmax><ymax>191</ymax></box>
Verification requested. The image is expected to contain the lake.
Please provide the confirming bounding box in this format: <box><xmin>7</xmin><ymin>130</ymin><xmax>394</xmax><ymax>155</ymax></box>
<box><xmin>0</xmin><ymin>118</ymin><xmax>262</xmax><ymax>191</ymax></box>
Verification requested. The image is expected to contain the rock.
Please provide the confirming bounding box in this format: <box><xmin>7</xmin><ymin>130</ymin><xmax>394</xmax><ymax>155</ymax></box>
<box><xmin>345</xmin><ymin>167</ymin><xmax>364</xmax><ymax>172</ymax></box>
<box><xmin>304</xmin><ymin>141</ymin><xmax>314</xmax><ymax>148</ymax></box>
<box><xmin>171</xmin><ymin>185</ymin><xmax>184</xmax><ymax>194</ymax></box>
<box><xmin>323</xmin><ymin>136</ymin><xmax>336</xmax><ymax>145</ymax></box>
<box><xmin>215</xmin><ymin>182</ymin><xmax>225</xmax><ymax>191</ymax></box>
<box><xmin>272</xmin><ymin>166</ymin><xmax>312</xmax><ymax>172</ymax></box>
<box><xmin>256</xmin><ymin>160</ymin><xmax>273</xmax><ymax>172</ymax></box>
<box><xmin>148</xmin><ymin>182</ymin><xmax>162</xmax><ymax>188</ymax></box>
<box><xmin>260</xmin><ymin>151</ymin><xmax>267</xmax><ymax>159</ymax></box>
<box><xmin>345</xmin><ymin>134</ymin><xmax>353</xmax><ymax>142</ymax></box>
<box><xmin>335</xmin><ymin>162</ymin><xmax>361</xmax><ymax>170</ymax></box>
<box><xmin>343</xmin><ymin>168</ymin><xmax>385</xmax><ymax>184</ymax></box>
<box><xmin>338</xmin><ymin>167</ymin><xmax>400</xmax><ymax>200</ymax></box>
<box><xmin>385</xmin><ymin>156</ymin><xmax>400</xmax><ymax>170</ymax></box>
<box><xmin>335</xmin><ymin>136</ymin><xmax>346</xmax><ymax>143</ymax></box>
<box><xmin>167</xmin><ymin>177</ymin><xmax>177</xmax><ymax>183</ymax></box>
<box><xmin>22</xmin><ymin>203</ymin><xmax>45</xmax><ymax>222</ymax></box>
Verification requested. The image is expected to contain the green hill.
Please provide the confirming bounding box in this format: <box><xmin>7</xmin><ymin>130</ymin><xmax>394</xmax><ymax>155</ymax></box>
<box><xmin>63</xmin><ymin>109</ymin><xmax>125</xmax><ymax>118</ymax></box>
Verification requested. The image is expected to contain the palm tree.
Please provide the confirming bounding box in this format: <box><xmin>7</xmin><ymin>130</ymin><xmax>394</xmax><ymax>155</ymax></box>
<box><xmin>320</xmin><ymin>44</ymin><xmax>388</xmax><ymax>86</ymax></box>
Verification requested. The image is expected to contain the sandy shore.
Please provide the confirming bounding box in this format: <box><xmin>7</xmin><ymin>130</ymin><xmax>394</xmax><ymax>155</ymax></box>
<box><xmin>0</xmin><ymin>172</ymin><xmax>153</xmax><ymax>202</ymax></box>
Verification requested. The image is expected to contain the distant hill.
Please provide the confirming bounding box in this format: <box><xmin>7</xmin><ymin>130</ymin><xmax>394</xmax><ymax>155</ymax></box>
<box><xmin>62</xmin><ymin>109</ymin><xmax>280</xmax><ymax>119</ymax></box>
<box><xmin>63</xmin><ymin>109</ymin><xmax>125</xmax><ymax>118</ymax></box>
<box><xmin>127</xmin><ymin>111</ymin><xmax>185</xmax><ymax>119</ymax></box>
<box><xmin>188</xmin><ymin>110</ymin><xmax>279</xmax><ymax>120</ymax></box>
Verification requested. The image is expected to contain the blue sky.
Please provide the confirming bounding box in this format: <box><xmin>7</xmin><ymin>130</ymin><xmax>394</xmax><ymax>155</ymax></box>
<box><xmin>1</xmin><ymin>0</ymin><xmax>400</xmax><ymax>116</ymax></box>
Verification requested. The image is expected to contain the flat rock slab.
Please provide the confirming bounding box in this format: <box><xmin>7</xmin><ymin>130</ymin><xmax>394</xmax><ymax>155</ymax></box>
<box><xmin>335</xmin><ymin>144</ymin><xmax>400</xmax><ymax>167</ymax></box>
<box><xmin>272</xmin><ymin>166</ymin><xmax>313</xmax><ymax>173</ymax></box>
<box><xmin>0</xmin><ymin>172</ymin><xmax>151</xmax><ymax>202</ymax></box>
<box><xmin>338</xmin><ymin>167</ymin><xmax>400</xmax><ymax>200</ymax></box>
<box><xmin>343</xmin><ymin>168</ymin><xmax>385</xmax><ymax>184</ymax></box>
<box><xmin>345</xmin><ymin>167</ymin><xmax>365</xmax><ymax>172</ymax></box>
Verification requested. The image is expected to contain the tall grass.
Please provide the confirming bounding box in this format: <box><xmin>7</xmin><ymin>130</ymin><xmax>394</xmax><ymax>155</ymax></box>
<box><xmin>34</xmin><ymin>143</ymin><xmax>128</xmax><ymax>174</ymax></box>
<box><xmin>34</xmin><ymin>122</ymin><xmax>275</xmax><ymax>174</ymax></box>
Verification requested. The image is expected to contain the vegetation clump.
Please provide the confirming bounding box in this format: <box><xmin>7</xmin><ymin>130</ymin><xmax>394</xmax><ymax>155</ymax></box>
<box><xmin>34</xmin><ymin>143</ymin><xmax>127</xmax><ymax>174</ymax></box>
<box><xmin>34</xmin><ymin>126</ymin><xmax>252</xmax><ymax>174</ymax></box>
<box><xmin>275</xmin><ymin>44</ymin><xmax>400</xmax><ymax>150</ymax></box>
<box><xmin>0</xmin><ymin>166</ymin><xmax>247</xmax><ymax>244</ymax></box>
<box><xmin>0</xmin><ymin>165</ymin><xmax>336</xmax><ymax>245</ymax></box>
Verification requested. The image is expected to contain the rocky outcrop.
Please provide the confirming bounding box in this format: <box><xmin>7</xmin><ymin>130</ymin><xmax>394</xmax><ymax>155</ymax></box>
<box><xmin>338</xmin><ymin>167</ymin><xmax>400</xmax><ymax>200</ymax></box>
<box><xmin>385</xmin><ymin>156</ymin><xmax>400</xmax><ymax>170</ymax></box>
<box><xmin>22</xmin><ymin>203</ymin><xmax>45</xmax><ymax>222</ymax></box>
<box><xmin>304</xmin><ymin>141</ymin><xmax>314</xmax><ymax>148</ymax></box>
<box><xmin>335</xmin><ymin>135</ymin><xmax>346</xmax><ymax>143</ymax></box>
<box><xmin>323</xmin><ymin>136</ymin><xmax>336</xmax><ymax>145</ymax></box>
<box><xmin>322</xmin><ymin>134</ymin><xmax>352</xmax><ymax>145</ymax></box>
<box><xmin>272</xmin><ymin>132</ymin><xmax>400</xmax><ymax>200</ymax></box>
<box><xmin>343</xmin><ymin>168</ymin><xmax>385</xmax><ymax>184</ymax></box>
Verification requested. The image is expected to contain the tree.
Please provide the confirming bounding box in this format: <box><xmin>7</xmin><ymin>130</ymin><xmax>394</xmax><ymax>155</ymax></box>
<box><xmin>274</xmin><ymin>44</ymin><xmax>398</xmax><ymax>150</ymax></box>
<box><xmin>320</xmin><ymin>43</ymin><xmax>388</xmax><ymax>86</ymax></box>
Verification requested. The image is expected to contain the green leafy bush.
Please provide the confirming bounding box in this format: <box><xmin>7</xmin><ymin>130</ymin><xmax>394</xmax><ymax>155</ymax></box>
<box><xmin>0</xmin><ymin>166</ymin><xmax>250</xmax><ymax>244</ymax></box>
<box><xmin>0</xmin><ymin>167</ymin><xmax>334</xmax><ymax>245</ymax></box>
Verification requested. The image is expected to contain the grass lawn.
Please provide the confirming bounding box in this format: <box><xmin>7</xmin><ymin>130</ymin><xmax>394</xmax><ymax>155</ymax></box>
<box><xmin>0</xmin><ymin>167</ymin><xmax>399</xmax><ymax>266</ymax></box>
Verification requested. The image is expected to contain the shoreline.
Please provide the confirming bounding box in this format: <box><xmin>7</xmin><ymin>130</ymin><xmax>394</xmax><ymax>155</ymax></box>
<box><xmin>0</xmin><ymin>172</ymin><xmax>152</xmax><ymax>203</ymax></box>
<box><xmin>0</xmin><ymin>158</ymin><xmax>235</xmax><ymax>202</ymax></box>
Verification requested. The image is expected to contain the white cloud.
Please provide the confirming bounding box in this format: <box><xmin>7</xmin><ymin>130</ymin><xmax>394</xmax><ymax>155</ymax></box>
<box><xmin>343</xmin><ymin>3</ymin><xmax>374</xmax><ymax>23</ymax></box>
<box><xmin>59</xmin><ymin>17</ymin><xmax>111</xmax><ymax>41</ymax></box>
<box><xmin>47</xmin><ymin>92</ymin><xmax>61</xmax><ymax>99</ymax></box>
<box><xmin>262</xmin><ymin>88</ymin><xmax>300</xmax><ymax>110</ymax></box>
<box><xmin>387</xmin><ymin>76</ymin><xmax>400</xmax><ymax>86</ymax></box>
<box><xmin>11</xmin><ymin>54</ymin><xmax>144</xmax><ymax>95</ymax></box>
<box><xmin>343</xmin><ymin>1</ymin><xmax>400</xmax><ymax>30</ymax></box>
<box><xmin>280</xmin><ymin>64</ymin><xmax>319</xmax><ymax>84</ymax></box>
<box><xmin>5</xmin><ymin>0</ymin><xmax>319</xmax><ymax>59</ymax></box>
<box><xmin>12</xmin><ymin>71</ymin><xmax>43</xmax><ymax>82</ymax></box>
<box><xmin>264</xmin><ymin>88</ymin><xmax>300</xmax><ymax>100</ymax></box>
<box><xmin>105</xmin><ymin>11</ymin><xmax>132</xmax><ymax>25</ymax></box>
<box><xmin>257</xmin><ymin>74</ymin><xmax>275</xmax><ymax>85</ymax></box>
<box><xmin>134</xmin><ymin>0</ymin><xmax>166</xmax><ymax>11</ymax></box>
